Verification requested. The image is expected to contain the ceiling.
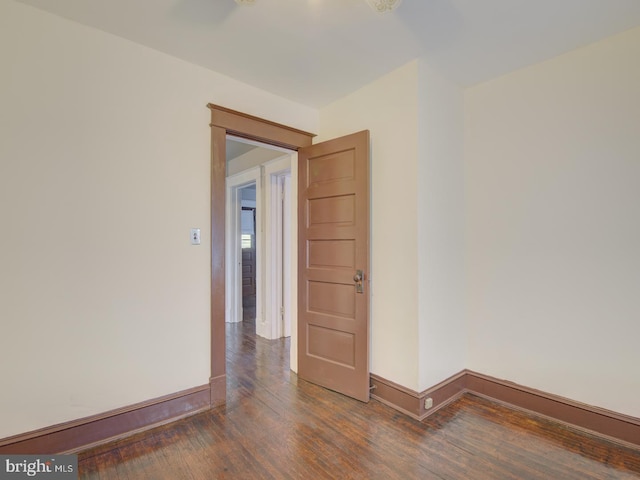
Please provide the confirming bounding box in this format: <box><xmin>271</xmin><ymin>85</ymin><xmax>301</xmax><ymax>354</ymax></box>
<box><xmin>16</xmin><ymin>0</ymin><xmax>640</xmax><ymax>107</ymax></box>
<box><xmin>226</xmin><ymin>139</ymin><xmax>258</xmax><ymax>162</ymax></box>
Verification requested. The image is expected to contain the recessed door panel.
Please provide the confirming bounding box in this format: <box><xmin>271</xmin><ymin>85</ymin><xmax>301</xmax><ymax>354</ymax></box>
<box><xmin>308</xmin><ymin>195</ymin><xmax>355</xmax><ymax>227</ymax></box>
<box><xmin>307</xmin><ymin>280</ymin><xmax>356</xmax><ymax>319</ymax></box>
<box><xmin>308</xmin><ymin>325</ymin><xmax>356</xmax><ymax>367</ymax></box>
<box><xmin>307</xmin><ymin>150</ymin><xmax>355</xmax><ymax>187</ymax></box>
<box><xmin>308</xmin><ymin>239</ymin><xmax>356</xmax><ymax>270</ymax></box>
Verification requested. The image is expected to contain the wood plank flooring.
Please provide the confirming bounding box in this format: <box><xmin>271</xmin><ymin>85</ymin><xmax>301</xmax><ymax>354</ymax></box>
<box><xmin>78</xmin><ymin>319</ymin><xmax>640</xmax><ymax>479</ymax></box>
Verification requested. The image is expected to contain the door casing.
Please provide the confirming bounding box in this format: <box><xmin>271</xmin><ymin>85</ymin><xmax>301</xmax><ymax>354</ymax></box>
<box><xmin>207</xmin><ymin>104</ymin><xmax>315</xmax><ymax>405</ymax></box>
<box><xmin>263</xmin><ymin>157</ymin><xmax>295</xmax><ymax>341</ymax></box>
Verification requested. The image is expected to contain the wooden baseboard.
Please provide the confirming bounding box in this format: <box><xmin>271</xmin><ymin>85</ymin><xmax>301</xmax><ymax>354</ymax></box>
<box><xmin>4</xmin><ymin>371</ymin><xmax>637</xmax><ymax>454</ymax></box>
<box><xmin>370</xmin><ymin>370</ymin><xmax>640</xmax><ymax>448</ymax></box>
<box><xmin>370</xmin><ymin>371</ymin><xmax>467</xmax><ymax>421</ymax></box>
<box><xmin>464</xmin><ymin>371</ymin><xmax>640</xmax><ymax>448</ymax></box>
<box><xmin>0</xmin><ymin>384</ymin><xmax>212</xmax><ymax>455</ymax></box>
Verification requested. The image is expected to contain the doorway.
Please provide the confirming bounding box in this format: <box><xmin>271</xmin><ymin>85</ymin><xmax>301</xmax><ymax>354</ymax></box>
<box><xmin>225</xmin><ymin>168</ymin><xmax>260</xmax><ymax>330</ymax></box>
<box><xmin>207</xmin><ymin>104</ymin><xmax>315</xmax><ymax>406</ymax></box>
<box><xmin>225</xmin><ymin>137</ymin><xmax>295</xmax><ymax>342</ymax></box>
<box><xmin>241</xmin><ymin>195</ymin><xmax>256</xmax><ymax>321</ymax></box>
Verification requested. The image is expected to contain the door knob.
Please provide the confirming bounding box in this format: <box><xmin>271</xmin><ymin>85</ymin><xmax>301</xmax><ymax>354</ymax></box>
<box><xmin>354</xmin><ymin>270</ymin><xmax>364</xmax><ymax>294</ymax></box>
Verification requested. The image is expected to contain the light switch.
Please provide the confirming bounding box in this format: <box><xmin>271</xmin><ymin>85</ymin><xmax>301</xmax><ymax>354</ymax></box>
<box><xmin>191</xmin><ymin>228</ymin><xmax>201</xmax><ymax>245</ymax></box>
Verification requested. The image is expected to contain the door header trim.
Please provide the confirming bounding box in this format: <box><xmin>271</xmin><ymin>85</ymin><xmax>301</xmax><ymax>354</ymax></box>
<box><xmin>207</xmin><ymin>104</ymin><xmax>315</xmax><ymax>150</ymax></box>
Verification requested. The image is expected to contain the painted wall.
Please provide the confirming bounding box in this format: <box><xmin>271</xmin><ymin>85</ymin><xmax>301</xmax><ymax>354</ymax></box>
<box><xmin>465</xmin><ymin>26</ymin><xmax>640</xmax><ymax>417</ymax></box>
<box><xmin>416</xmin><ymin>61</ymin><xmax>466</xmax><ymax>390</ymax></box>
<box><xmin>0</xmin><ymin>0</ymin><xmax>317</xmax><ymax>439</ymax></box>
<box><xmin>319</xmin><ymin>61</ymin><xmax>421</xmax><ymax>390</ymax></box>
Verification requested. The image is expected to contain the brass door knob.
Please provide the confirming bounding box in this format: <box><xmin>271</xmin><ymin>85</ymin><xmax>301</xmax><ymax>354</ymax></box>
<box><xmin>354</xmin><ymin>270</ymin><xmax>364</xmax><ymax>293</ymax></box>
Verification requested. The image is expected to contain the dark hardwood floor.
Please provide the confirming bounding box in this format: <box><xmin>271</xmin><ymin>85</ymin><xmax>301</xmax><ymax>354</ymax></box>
<box><xmin>78</xmin><ymin>318</ymin><xmax>640</xmax><ymax>479</ymax></box>
<box><xmin>242</xmin><ymin>294</ymin><xmax>256</xmax><ymax>322</ymax></box>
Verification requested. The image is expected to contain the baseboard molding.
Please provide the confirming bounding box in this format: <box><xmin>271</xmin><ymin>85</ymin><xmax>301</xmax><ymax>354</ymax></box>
<box><xmin>4</xmin><ymin>371</ymin><xmax>637</xmax><ymax>454</ymax></box>
<box><xmin>464</xmin><ymin>371</ymin><xmax>640</xmax><ymax>448</ymax></box>
<box><xmin>370</xmin><ymin>371</ymin><xmax>467</xmax><ymax>421</ymax></box>
<box><xmin>370</xmin><ymin>370</ymin><xmax>640</xmax><ymax>448</ymax></box>
<box><xmin>0</xmin><ymin>384</ymin><xmax>211</xmax><ymax>455</ymax></box>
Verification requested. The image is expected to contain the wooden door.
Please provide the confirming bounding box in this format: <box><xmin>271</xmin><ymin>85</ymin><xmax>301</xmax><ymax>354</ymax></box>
<box><xmin>241</xmin><ymin>207</ymin><xmax>256</xmax><ymax>297</ymax></box>
<box><xmin>241</xmin><ymin>247</ymin><xmax>256</xmax><ymax>297</ymax></box>
<box><xmin>298</xmin><ymin>130</ymin><xmax>370</xmax><ymax>402</ymax></box>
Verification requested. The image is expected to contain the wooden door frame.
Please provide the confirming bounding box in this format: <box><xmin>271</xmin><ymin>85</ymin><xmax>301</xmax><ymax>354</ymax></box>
<box><xmin>207</xmin><ymin>104</ymin><xmax>314</xmax><ymax>406</ymax></box>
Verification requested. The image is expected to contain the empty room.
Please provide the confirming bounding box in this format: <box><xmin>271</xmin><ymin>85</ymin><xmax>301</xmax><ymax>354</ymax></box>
<box><xmin>1</xmin><ymin>0</ymin><xmax>639</xmax><ymax>478</ymax></box>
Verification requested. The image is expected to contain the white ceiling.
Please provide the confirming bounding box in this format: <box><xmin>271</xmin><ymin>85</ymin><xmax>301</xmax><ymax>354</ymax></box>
<box><xmin>16</xmin><ymin>0</ymin><xmax>640</xmax><ymax>107</ymax></box>
<box><xmin>226</xmin><ymin>139</ymin><xmax>258</xmax><ymax>162</ymax></box>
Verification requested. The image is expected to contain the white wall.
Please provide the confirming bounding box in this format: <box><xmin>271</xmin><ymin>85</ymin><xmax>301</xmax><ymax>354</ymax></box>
<box><xmin>319</xmin><ymin>61</ymin><xmax>420</xmax><ymax>390</ymax></box>
<box><xmin>465</xmin><ymin>26</ymin><xmax>640</xmax><ymax>417</ymax></box>
<box><xmin>417</xmin><ymin>61</ymin><xmax>466</xmax><ymax>390</ymax></box>
<box><xmin>0</xmin><ymin>0</ymin><xmax>317</xmax><ymax>439</ymax></box>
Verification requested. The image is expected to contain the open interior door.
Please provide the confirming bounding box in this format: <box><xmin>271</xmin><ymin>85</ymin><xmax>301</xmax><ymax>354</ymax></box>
<box><xmin>297</xmin><ymin>130</ymin><xmax>370</xmax><ymax>402</ymax></box>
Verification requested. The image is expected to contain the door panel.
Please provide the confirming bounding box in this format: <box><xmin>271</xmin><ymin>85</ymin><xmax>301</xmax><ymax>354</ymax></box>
<box><xmin>308</xmin><ymin>195</ymin><xmax>356</xmax><ymax>226</ymax></box>
<box><xmin>308</xmin><ymin>240</ymin><xmax>355</xmax><ymax>269</ymax></box>
<box><xmin>241</xmin><ymin>207</ymin><xmax>256</xmax><ymax>298</ymax></box>
<box><xmin>298</xmin><ymin>130</ymin><xmax>370</xmax><ymax>402</ymax></box>
<box><xmin>241</xmin><ymin>247</ymin><xmax>255</xmax><ymax>297</ymax></box>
